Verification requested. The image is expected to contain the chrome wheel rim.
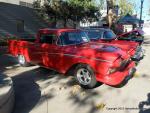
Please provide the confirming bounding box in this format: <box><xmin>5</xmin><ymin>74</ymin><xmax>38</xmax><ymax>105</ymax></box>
<box><xmin>18</xmin><ymin>55</ymin><xmax>25</xmax><ymax>64</ymax></box>
<box><xmin>77</xmin><ymin>68</ymin><xmax>91</xmax><ymax>85</ymax></box>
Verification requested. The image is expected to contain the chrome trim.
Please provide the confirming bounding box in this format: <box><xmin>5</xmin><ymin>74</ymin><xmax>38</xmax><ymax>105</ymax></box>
<box><xmin>35</xmin><ymin>52</ymin><xmax>112</xmax><ymax>63</ymax></box>
<box><xmin>51</xmin><ymin>53</ymin><xmax>112</xmax><ymax>63</ymax></box>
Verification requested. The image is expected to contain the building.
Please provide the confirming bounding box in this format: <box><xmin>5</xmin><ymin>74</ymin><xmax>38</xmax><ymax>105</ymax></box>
<box><xmin>0</xmin><ymin>0</ymin><xmax>34</xmax><ymax>7</ymax></box>
<box><xmin>0</xmin><ymin>0</ymin><xmax>48</xmax><ymax>37</ymax></box>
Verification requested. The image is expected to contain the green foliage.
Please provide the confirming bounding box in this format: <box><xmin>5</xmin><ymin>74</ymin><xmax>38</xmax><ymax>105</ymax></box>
<box><xmin>0</xmin><ymin>35</ymin><xmax>18</xmax><ymax>46</ymax></box>
<box><xmin>97</xmin><ymin>0</ymin><xmax>105</xmax><ymax>9</ymax></box>
<box><xmin>32</xmin><ymin>0</ymin><xmax>41</xmax><ymax>9</ymax></box>
<box><xmin>33</xmin><ymin>0</ymin><xmax>47</xmax><ymax>18</ymax></box>
<box><xmin>68</xmin><ymin>0</ymin><xmax>99</xmax><ymax>22</ymax></box>
<box><xmin>0</xmin><ymin>38</ymin><xmax>7</xmax><ymax>46</ymax></box>
<box><xmin>33</xmin><ymin>0</ymin><xmax>100</xmax><ymax>27</ymax></box>
<box><xmin>106</xmin><ymin>0</ymin><xmax>134</xmax><ymax>16</ymax></box>
<box><xmin>118</xmin><ymin>0</ymin><xmax>134</xmax><ymax>16</ymax></box>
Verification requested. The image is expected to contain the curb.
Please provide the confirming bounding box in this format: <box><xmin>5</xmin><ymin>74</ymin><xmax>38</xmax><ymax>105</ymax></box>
<box><xmin>0</xmin><ymin>75</ymin><xmax>15</xmax><ymax>113</ymax></box>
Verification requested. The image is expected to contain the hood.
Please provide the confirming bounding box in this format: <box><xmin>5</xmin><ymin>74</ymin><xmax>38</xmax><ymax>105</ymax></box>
<box><xmin>90</xmin><ymin>44</ymin><xmax>119</xmax><ymax>52</ymax></box>
<box><xmin>89</xmin><ymin>43</ymin><xmax>129</xmax><ymax>59</ymax></box>
<box><xmin>66</xmin><ymin>43</ymin><xmax>129</xmax><ymax>62</ymax></box>
<box><xmin>99</xmin><ymin>40</ymin><xmax>138</xmax><ymax>52</ymax></box>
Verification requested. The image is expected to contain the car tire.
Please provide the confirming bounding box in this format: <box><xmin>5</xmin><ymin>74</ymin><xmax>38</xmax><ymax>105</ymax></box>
<box><xmin>18</xmin><ymin>54</ymin><xmax>30</xmax><ymax>67</ymax></box>
<box><xmin>74</xmin><ymin>64</ymin><xmax>100</xmax><ymax>89</ymax></box>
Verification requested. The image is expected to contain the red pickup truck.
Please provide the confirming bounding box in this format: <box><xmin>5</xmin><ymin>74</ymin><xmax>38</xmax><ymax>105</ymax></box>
<box><xmin>84</xmin><ymin>28</ymin><xmax>144</xmax><ymax>61</ymax></box>
<box><xmin>8</xmin><ymin>28</ymin><xmax>135</xmax><ymax>88</ymax></box>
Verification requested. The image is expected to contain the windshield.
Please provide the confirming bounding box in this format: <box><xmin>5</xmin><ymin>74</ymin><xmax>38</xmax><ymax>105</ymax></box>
<box><xmin>103</xmin><ymin>31</ymin><xmax>116</xmax><ymax>39</ymax></box>
<box><xmin>86</xmin><ymin>30</ymin><xmax>103</xmax><ymax>40</ymax></box>
<box><xmin>57</xmin><ymin>31</ymin><xmax>89</xmax><ymax>46</ymax></box>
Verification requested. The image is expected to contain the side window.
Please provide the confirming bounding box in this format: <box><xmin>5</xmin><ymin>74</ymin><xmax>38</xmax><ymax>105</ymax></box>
<box><xmin>103</xmin><ymin>31</ymin><xmax>109</xmax><ymax>38</ymax></box>
<box><xmin>57</xmin><ymin>31</ymin><xmax>89</xmax><ymax>46</ymax></box>
<box><xmin>57</xmin><ymin>32</ymin><xmax>77</xmax><ymax>46</ymax></box>
<box><xmin>103</xmin><ymin>31</ymin><xmax>116</xmax><ymax>39</ymax></box>
<box><xmin>57</xmin><ymin>33</ymin><xmax>67</xmax><ymax>45</ymax></box>
<box><xmin>40</xmin><ymin>34</ymin><xmax>56</xmax><ymax>44</ymax></box>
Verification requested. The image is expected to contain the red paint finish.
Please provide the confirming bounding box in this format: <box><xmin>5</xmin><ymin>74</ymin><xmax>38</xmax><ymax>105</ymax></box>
<box><xmin>8</xmin><ymin>28</ymin><xmax>135</xmax><ymax>85</ymax></box>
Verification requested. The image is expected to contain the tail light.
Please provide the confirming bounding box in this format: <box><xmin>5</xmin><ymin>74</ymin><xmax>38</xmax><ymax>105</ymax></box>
<box><xmin>108</xmin><ymin>57</ymin><xmax>129</xmax><ymax>74</ymax></box>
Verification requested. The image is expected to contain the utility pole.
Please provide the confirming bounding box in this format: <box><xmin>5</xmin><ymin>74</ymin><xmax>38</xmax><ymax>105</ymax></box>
<box><xmin>139</xmin><ymin>0</ymin><xmax>144</xmax><ymax>28</ymax></box>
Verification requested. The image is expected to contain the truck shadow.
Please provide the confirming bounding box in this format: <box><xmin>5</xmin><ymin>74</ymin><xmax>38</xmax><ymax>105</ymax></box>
<box><xmin>11</xmin><ymin>67</ymin><xmax>102</xmax><ymax>113</ymax></box>
<box><xmin>0</xmin><ymin>54</ymin><xmax>103</xmax><ymax>113</ymax></box>
<box><xmin>0</xmin><ymin>54</ymin><xmax>19</xmax><ymax>73</ymax></box>
<box><xmin>11</xmin><ymin>67</ymin><xmax>63</xmax><ymax>113</ymax></box>
<box><xmin>12</xmin><ymin>70</ymin><xmax>41</xmax><ymax>113</ymax></box>
<box><xmin>139</xmin><ymin>93</ymin><xmax>150</xmax><ymax>113</ymax></box>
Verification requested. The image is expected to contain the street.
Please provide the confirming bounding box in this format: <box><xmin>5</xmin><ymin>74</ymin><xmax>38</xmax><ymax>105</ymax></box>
<box><xmin>0</xmin><ymin>36</ymin><xmax>150</xmax><ymax>113</ymax></box>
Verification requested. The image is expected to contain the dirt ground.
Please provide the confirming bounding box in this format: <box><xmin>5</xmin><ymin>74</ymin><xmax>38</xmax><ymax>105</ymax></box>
<box><xmin>0</xmin><ymin>36</ymin><xmax>150</xmax><ymax>113</ymax></box>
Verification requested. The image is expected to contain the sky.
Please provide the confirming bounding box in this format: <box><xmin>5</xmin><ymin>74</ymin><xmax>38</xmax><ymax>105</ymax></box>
<box><xmin>133</xmin><ymin>0</ymin><xmax>150</xmax><ymax>21</ymax></box>
<box><xmin>96</xmin><ymin>0</ymin><xmax>150</xmax><ymax>21</ymax></box>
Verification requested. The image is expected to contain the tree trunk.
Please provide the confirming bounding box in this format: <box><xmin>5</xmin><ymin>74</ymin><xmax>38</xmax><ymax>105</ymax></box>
<box><xmin>73</xmin><ymin>21</ymin><xmax>77</xmax><ymax>28</ymax></box>
<box><xmin>52</xmin><ymin>16</ymin><xmax>57</xmax><ymax>28</ymax></box>
<box><xmin>63</xmin><ymin>19</ymin><xmax>67</xmax><ymax>27</ymax></box>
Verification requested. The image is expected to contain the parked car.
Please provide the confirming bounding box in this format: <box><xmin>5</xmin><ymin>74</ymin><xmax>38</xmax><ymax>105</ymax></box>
<box><xmin>118</xmin><ymin>29</ymin><xmax>144</xmax><ymax>45</ymax></box>
<box><xmin>8</xmin><ymin>28</ymin><xmax>135</xmax><ymax>88</ymax></box>
<box><xmin>83</xmin><ymin>28</ymin><xmax>144</xmax><ymax>61</ymax></box>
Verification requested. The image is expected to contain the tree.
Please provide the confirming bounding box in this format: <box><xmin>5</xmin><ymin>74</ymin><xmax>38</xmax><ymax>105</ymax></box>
<box><xmin>44</xmin><ymin>0</ymin><xmax>65</xmax><ymax>27</ymax></box>
<box><xmin>106</xmin><ymin>0</ymin><xmax>117</xmax><ymax>28</ymax></box>
<box><xmin>33</xmin><ymin>0</ymin><xmax>100</xmax><ymax>28</ymax></box>
<box><xmin>118</xmin><ymin>0</ymin><xmax>134</xmax><ymax>16</ymax></box>
<box><xmin>106</xmin><ymin>0</ymin><xmax>135</xmax><ymax>28</ymax></box>
<box><xmin>68</xmin><ymin>0</ymin><xmax>99</xmax><ymax>27</ymax></box>
<box><xmin>33</xmin><ymin>0</ymin><xmax>45</xmax><ymax>18</ymax></box>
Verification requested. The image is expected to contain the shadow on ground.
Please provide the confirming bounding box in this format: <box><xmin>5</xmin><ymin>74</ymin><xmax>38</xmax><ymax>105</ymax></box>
<box><xmin>139</xmin><ymin>93</ymin><xmax>150</xmax><ymax>113</ymax></box>
<box><xmin>143</xmin><ymin>37</ymin><xmax>150</xmax><ymax>46</ymax></box>
<box><xmin>11</xmin><ymin>67</ymin><xmax>55</xmax><ymax>113</ymax></box>
<box><xmin>11</xmin><ymin>67</ymin><xmax>102</xmax><ymax>113</ymax></box>
<box><xmin>0</xmin><ymin>54</ymin><xmax>104</xmax><ymax>113</ymax></box>
<box><xmin>0</xmin><ymin>54</ymin><xmax>19</xmax><ymax>73</ymax></box>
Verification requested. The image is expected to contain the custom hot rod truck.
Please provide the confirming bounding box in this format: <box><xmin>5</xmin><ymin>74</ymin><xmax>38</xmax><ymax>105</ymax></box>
<box><xmin>8</xmin><ymin>28</ymin><xmax>135</xmax><ymax>88</ymax></box>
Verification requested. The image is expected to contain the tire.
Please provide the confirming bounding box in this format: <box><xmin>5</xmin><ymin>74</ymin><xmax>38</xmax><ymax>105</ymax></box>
<box><xmin>74</xmin><ymin>64</ymin><xmax>99</xmax><ymax>89</ymax></box>
<box><xmin>18</xmin><ymin>54</ymin><xmax>30</xmax><ymax>67</ymax></box>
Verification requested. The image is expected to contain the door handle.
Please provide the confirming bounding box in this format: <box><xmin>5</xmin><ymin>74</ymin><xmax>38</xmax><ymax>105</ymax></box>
<box><xmin>34</xmin><ymin>45</ymin><xmax>41</xmax><ymax>47</ymax></box>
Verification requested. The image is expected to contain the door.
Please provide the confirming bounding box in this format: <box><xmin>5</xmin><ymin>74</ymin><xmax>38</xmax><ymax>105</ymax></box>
<box><xmin>27</xmin><ymin>42</ymin><xmax>43</xmax><ymax>64</ymax></box>
<box><xmin>38</xmin><ymin>33</ymin><xmax>63</xmax><ymax>69</ymax></box>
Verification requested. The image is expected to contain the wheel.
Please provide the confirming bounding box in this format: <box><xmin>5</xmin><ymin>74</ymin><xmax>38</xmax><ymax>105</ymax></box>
<box><xmin>74</xmin><ymin>64</ymin><xmax>99</xmax><ymax>89</ymax></box>
<box><xmin>18</xmin><ymin>54</ymin><xmax>29</xmax><ymax>67</ymax></box>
